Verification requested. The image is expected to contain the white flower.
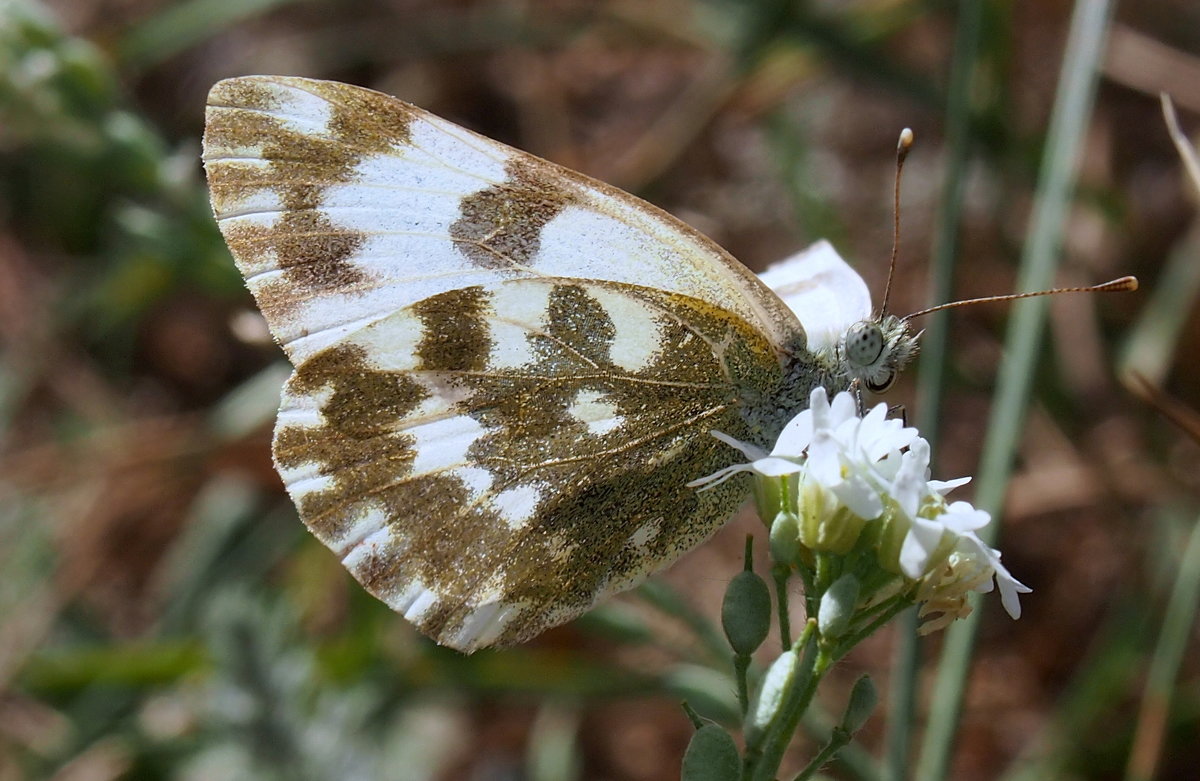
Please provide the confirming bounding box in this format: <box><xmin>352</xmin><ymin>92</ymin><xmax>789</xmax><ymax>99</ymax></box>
<box><xmin>689</xmin><ymin>387</ymin><xmax>916</xmax><ymax>504</ymax></box>
<box><xmin>688</xmin><ymin>386</ymin><xmax>1031</xmax><ymax>626</ymax></box>
<box><xmin>952</xmin><ymin>532</ymin><xmax>1032</xmax><ymax>619</ymax></box>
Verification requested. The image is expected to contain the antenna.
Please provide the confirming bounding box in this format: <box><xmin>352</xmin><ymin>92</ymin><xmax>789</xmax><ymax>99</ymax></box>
<box><xmin>904</xmin><ymin>276</ymin><xmax>1138</xmax><ymax>321</ymax></box>
<box><xmin>880</xmin><ymin>128</ymin><xmax>914</xmax><ymax>315</ymax></box>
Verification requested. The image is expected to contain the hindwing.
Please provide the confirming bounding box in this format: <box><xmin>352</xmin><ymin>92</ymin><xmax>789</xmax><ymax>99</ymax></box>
<box><xmin>274</xmin><ymin>278</ymin><xmax>787</xmax><ymax>650</ymax></box>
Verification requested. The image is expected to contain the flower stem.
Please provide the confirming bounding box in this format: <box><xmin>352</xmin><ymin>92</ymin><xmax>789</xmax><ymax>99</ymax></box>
<box><xmin>834</xmin><ymin>598</ymin><xmax>914</xmax><ymax>661</ymax></box>
<box><xmin>734</xmin><ymin>652</ymin><xmax>752</xmax><ymax>717</ymax></box>
<box><xmin>773</xmin><ymin>563</ymin><xmax>793</xmax><ymax>649</ymax></box>
<box><xmin>791</xmin><ymin>726</ymin><xmax>852</xmax><ymax>781</ymax></box>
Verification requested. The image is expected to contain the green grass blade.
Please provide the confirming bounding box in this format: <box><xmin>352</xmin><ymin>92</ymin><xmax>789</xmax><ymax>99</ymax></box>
<box><xmin>1124</xmin><ymin>513</ymin><xmax>1200</xmax><ymax>781</ymax></box>
<box><xmin>528</xmin><ymin>703</ymin><xmax>583</xmax><ymax>781</ymax></box>
<box><xmin>915</xmin><ymin>1</ymin><xmax>1117</xmax><ymax>778</ymax></box>
<box><xmin>886</xmin><ymin>3</ymin><xmax>985</xmax><ymax>778</ymax></box>
<box><xmin>1118</xmin><ymin>222</ymin><xmax>1200</xmax><ymax>386</ymax></box>
<box><xmin>118</xmin><ymin>0</ymin><xmax>309</xmax><ymax>70</ymax></box>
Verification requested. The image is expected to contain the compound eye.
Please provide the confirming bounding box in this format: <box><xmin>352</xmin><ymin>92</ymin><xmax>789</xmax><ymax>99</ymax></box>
<box><xmin>845</xmin><ymin>322</ymin><xmax>885</xmax><ymax>368</ymax></box>
<box><xmin>864</xmin><ymin>371</ymin><xmax>897</xmax><ymax>394</ymax></box>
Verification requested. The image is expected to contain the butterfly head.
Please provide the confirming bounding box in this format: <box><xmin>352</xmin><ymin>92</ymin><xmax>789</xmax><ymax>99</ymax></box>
<box><xmin>840</xmin><ymin>314</ymin><xmax>919</xmax><ymax>394</ymax></box>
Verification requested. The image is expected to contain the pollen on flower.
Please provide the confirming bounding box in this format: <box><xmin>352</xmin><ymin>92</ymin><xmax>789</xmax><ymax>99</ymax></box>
<box><xmin>913</xmin><ymin>555</ymin><xmax>993</xmax><ymax>634</ymax></box>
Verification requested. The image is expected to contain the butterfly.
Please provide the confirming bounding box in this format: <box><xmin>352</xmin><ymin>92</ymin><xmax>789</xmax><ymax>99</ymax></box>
<box><xmin>202</xmin><ymin>76</ymin><xmax>918</xmax><ymax>652</ymax></box>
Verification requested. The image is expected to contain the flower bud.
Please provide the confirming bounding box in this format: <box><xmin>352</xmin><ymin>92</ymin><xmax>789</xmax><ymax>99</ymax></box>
<box><xmin>840</xmin><ymin>675</ymin><xmax>878</xmax><ymax>734</ymax></box>
<box><xmin>817</xmin><ymin>573</ymin><xmax>860</xmax><ymax>638</ymax></box>
<box><xmin>752</xmin><ymin>473</ymin><xmax>794</xmax><ymax>524</ymax></box>
<box><xmin>768</xmin><ymin>510</ymin><xmax>801</xmax><ymax>564</ymax></box>
<box><xmin>745</xmin><ymin>649</ymin><xmax>799</xmax><ymax>744</ymax></box>
<box><xmin>681</xmin><ymin>724</ymin><xmax>740</xmax><ymax>781</ymax></box>
<box><xmin>797</xmin><ymin>475</ymin><xmax>867</xmax><ymax>554</ymax></box>
<box><xmin>722</xmin><ymin>570</ymin><xmax>771</xmax><ymax>655</ymax></box>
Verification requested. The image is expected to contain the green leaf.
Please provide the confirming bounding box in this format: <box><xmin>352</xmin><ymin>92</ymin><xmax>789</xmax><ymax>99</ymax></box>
<box><xmin>681</xmin><ymin>724</ymin><xmax>741</xmax><ymax>781</ymax></box>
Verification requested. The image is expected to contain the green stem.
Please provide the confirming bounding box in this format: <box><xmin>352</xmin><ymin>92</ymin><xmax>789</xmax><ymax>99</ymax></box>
<box><xmin>792</xmin><ymin>726</ymin><xmax>853</xmax><ymax>781</ymax></box>
<box><xmin>884</xmin><ymin>608</ymin><xmax>919</xmax><ymax>781</ymax></box>
<box><xmin>834</xmin><ymin>598</ymin><xmax>914</xmax><ymax>661</ymax></box>
<box><xmin>773</xmin><ymin>563</ymin><xmax>793</xmax><ymax>649</ymax></box>
<box><xmin>795</xmin><ymin>559</ymin><xmax>817</xmax><ymax>619</ymax></box>
<box><xmin>815</xmin><ymin>552</ymin><xmax>833</xmax><ymax>591</ymax></box>
<box><xmin>735</xmin><ymin>653</ymin><xmax>752</xmax><ymax>718</ymax></box>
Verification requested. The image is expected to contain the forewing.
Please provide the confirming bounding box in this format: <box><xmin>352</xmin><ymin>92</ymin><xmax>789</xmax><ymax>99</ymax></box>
<box><xmin>203</xmin><ymin>75</ymin><xmax>804</xmax><ymax>364</ymax></box>
<box><xmin>758</xmin><ymin>240</ymin><xmax>871</xmax><ymax>351</ymax></box>
<box><xmin>273</xmin><ymin>278</ymin><xmax>785</xmax><ymax>651</ymax></box>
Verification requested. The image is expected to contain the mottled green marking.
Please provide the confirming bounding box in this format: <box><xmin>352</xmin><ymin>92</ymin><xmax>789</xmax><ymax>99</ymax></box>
<box><xmin>275</xmin><ymin>278</ymin><xmax>808</xmax><ymax>648</ymax></box>
<box><xmin>274</xmin><ymin>344</ymin><xmax>428</xmax><ymax>538</ymax></box>
<box><xmin>413</xmin><ymin>287</ymin><xmax>493</xmax><ymax>372</ymax></box>
<box><xmin>204</xmin><ymin>77</ymin><xmax>418</xmax><ymax>317</ymax></box>
<box><xmin>450</xmin><ymin>158</ymin><xmax>579</xmax><ymax>269</ymax></box>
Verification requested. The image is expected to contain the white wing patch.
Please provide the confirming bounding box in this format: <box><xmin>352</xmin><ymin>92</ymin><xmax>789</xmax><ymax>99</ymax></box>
<box><xmin>586</xmin><ymin>284</ymin><xmax>664</xmax><ymax>371</ymax></box>
<box><xmin>334</xmin><ymin>508</ymin><xmax>389</xmax><ymax>557</ymax></box>
<box><xmin>408</xmin><ymin>415</ymin><xmax>486</xmax><ymax>474</ymax></box>
<box><xmin>629</xmin><ymin>519</ymin><xmax>663</xmax><ymax>549</ymax></box>
<box><xmin>204</xmin><ymin>76</ymin><xmax>809</xmax><ymax>368</ymax></box>
<box><xmin>567</xmin><ymin>389</ymin><xmax>624</xmax><ymax>436</ymax></box>
<box><xmin>453</xmin><ymin>466</ymin><xmax>495</xmax><ymax>498</ymax></box>
<box><xmin>487</xmin><ymin>281</ymin><xmax>552</xmax><ymax>368</ymax></box>
<box><xmin>494</xmin><ymin>484</ymin><xmax>543</xmax><ymax>530</ymax></box>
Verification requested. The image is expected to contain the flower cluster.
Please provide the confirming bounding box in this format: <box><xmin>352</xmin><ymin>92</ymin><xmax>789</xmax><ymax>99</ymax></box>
<box><xmin>691</xmin><ymin>388</ymin><xmax>1029</xmax><ymax>632</ymax></box>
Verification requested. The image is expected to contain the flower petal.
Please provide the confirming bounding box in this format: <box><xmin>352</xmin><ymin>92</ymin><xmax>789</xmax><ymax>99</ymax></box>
<box><xmin>940</xmin><ymin>501</ymin><xmax>991</xmax><ymax>533</ymax></box>
<box><xmin>711</xmin><ymin>430</ymin><xmax>767</xmax><ymax>461</ymax></box>
<box><xmin>928</xmin><ymin>476</ymin><xmax>971</xmax><ymax>495</ymax></box>
<box><xmin>771</xmin><ymin>409</ymin><xmax>815</xmax><ymax>456</ymax></box>
<box><xmin>900</xmin><ymin>517</ymin><xmax>945</xmax><ymax>578</ymax></box>
<box><xmin>687</xmin><ymin>463</ymin><xmax>752</xmax><ymax>490</ymax></box>
<box><xmin>833</xmin><ymin>472</ymin><xmax>884</xmax><ymax>520</ymax></box>
<box><xmin>828</xmin><ymin>388</ymin><xmax>857</xmax><ymax>423</ymax></box>
<box><xmin>752</xmin><ymin>456</ymin><xmax>806</xmax><ymax>477</ymax></box>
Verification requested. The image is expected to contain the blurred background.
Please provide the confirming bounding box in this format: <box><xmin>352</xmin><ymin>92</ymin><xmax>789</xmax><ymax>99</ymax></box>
<box><xmin>2</xmin><ymin>0</ymin><xmax>1200</xmax><ymax>779</ymax></box>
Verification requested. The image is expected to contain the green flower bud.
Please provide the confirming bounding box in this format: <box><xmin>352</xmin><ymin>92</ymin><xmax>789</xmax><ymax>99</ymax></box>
<box><xmin>797</xmin><ymin>476</ymin><xmax>867</xmax><ymax>554</ymax></box>
<box><xmin>818</xmin><ymin>573</ymin><xmax>860</xmax><ymax>638</ymax></box>
<box><xmin>681</xmin><ymin>724</ymin><xmax>740</xmax><ymax>781</ymax></box>
<box><xmin>722</xmin><ymin>570</ymin><xmax>771</xmax><ymax>655</ymax></box>
<box><xmin>840</xmin><ymin>675</ymin><xmax>879</xmax><ymax>734</ymax></box>
<box><xmin>752</xmin><ymin>473</ymin><xmax>793</xmax><ymax>523</ymax></box>
<box><xmin>768</xmin><ymin>510</ymin><xmax>801</xmax><ymax>564</ymax></box>
<box><xmin>745</xmin><ymin>649</ymin><xmax>799</xmax><ymax>744</ymax></box>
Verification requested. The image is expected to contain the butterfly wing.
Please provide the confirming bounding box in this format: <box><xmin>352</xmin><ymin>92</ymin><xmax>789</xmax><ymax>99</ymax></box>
<box><xmin>275</xmin><ymin>277</ymin><xmax>787</xmax><ymax>650</ymax></box>
<box><xmin>203</xmin><ymin>75</ymin><xmax>821</xmax><ymax>650</ymax></box>
<box><xmin>203</xmin><ymin>76</ymin><xmax>806</xmax><ymax>364</ymax></box>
